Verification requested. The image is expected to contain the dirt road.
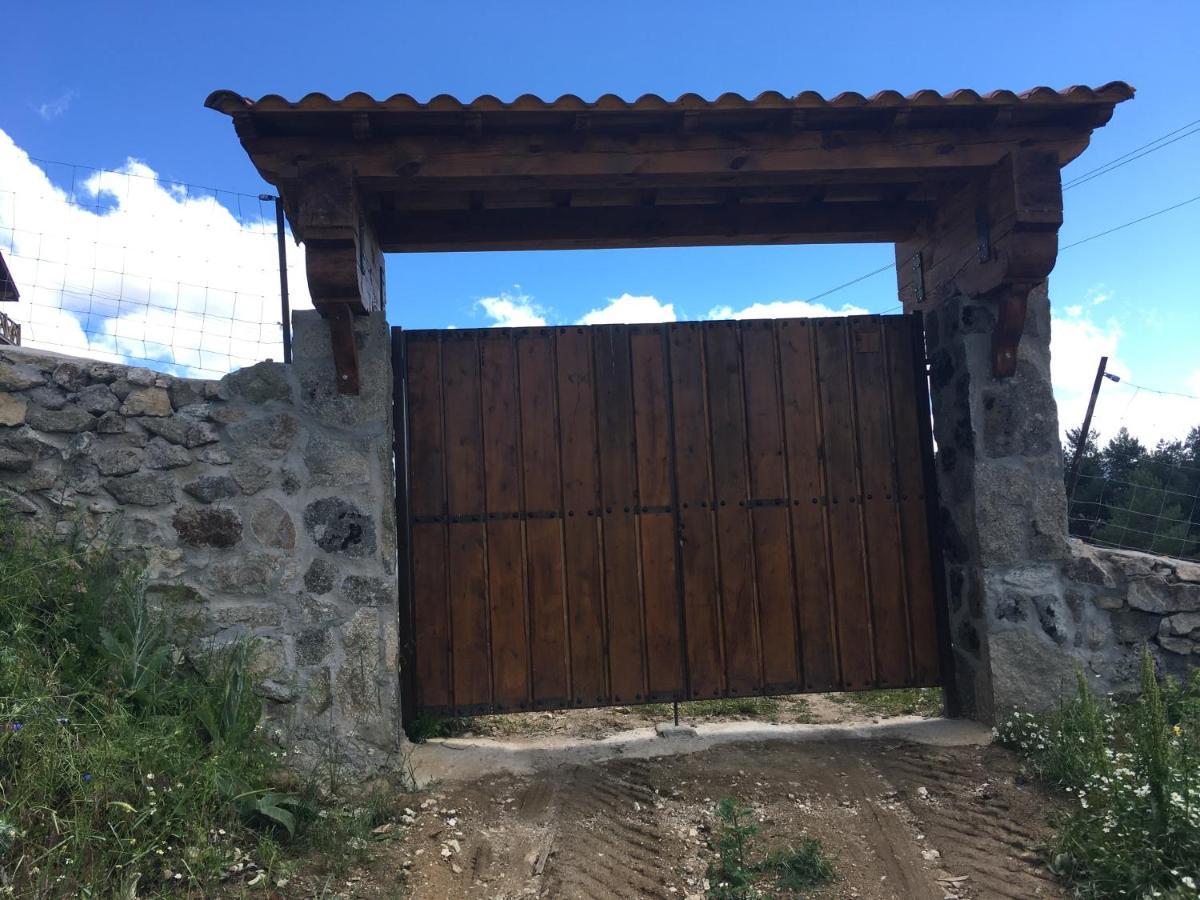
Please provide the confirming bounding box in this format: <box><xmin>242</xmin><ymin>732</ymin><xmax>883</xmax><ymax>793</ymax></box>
<box><xmin>325</xmin><ymin>736</ymin><xmax>1060</xmax><ymax>899</ymax></box>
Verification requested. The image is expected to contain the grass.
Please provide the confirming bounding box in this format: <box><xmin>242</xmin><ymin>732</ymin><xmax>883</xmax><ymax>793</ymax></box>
<box><xmin>832</xmin><ymin>687</ymin><xmax>943</xmax><ymax>718</ymax></box>
<box><xmin>643</xmin><ymin>696</ymin><xmax>785</xmax><ymax>720</ymax></box>
<box><xmin>706</xmin><ymin>797</ymin><xmax>835</xmax><ymax>898</ymax></box>
<box><xmin>997</xmin><ymin>648</ymin><xmax>1200</xmax><ymax>898</ymax></box>
<box><xmin>0</xmin><ymin>511</ymin><xmax>407</xmax><ymax>897</ymax></box>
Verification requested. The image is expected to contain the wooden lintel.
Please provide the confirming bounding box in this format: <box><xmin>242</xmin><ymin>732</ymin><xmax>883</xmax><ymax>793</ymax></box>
<box><xmin>374</xmin><ymin>199</ymin><xmax>930</xmax><ymax>252</ymax></box>
<box><xmin>351</xmin><ymin>112</ymin><xmax>373</xmax><ymax>141</ymax></box>
<box><xmin>326</xmin><ymin>303</ymin><xmax>361</xmax><ymax>395</ymax></box>
<box><xmin>246</xmin><ymin>126</ymin><xmax>1093</xmax><ymax>189</ymax></box>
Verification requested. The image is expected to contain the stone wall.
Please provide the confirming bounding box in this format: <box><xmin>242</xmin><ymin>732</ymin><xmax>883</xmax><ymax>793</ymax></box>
<box><xmin>0</xmin><ymin>311</ymin><xmax>399</xmax><ymax>770</ymax></box>
<box><xmin>926</xmin><ymin>284</ymin><xmax>1199</xmax><ymax>719</ymax></box>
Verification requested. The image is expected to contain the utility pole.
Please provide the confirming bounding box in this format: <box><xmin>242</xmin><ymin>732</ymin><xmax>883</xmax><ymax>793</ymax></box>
<box><xmin>260</xmin><ymin>194</ymin><xmax>292</xmax><ymax>364</ymax></box>
<box><xmin>1067</xmin><ymin>356</ymin><xmax>1120</xmax><ymax>499</ymax></box>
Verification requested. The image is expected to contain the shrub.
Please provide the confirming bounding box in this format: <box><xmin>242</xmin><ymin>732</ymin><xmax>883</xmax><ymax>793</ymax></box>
<box><xmin>0</xmin><ymin>512</ymin><xmax>400</xmax><ymax>896</ymax></box>
<box><xmin>996</xmin><ymin>648</ymin><xmax>1200</xmax><ymax>898</ymax></box>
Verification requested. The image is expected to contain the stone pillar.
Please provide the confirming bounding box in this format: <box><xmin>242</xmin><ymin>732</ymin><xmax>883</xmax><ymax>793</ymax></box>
<box><xmin>290</xmin><ymin>310</ymin><xmax>400</xmax><ymax>762</ymax></box>
<box><xmin>925</xmin><ymin>283</ymin><xmax>1072</xmax><ymax>721</ymax></box>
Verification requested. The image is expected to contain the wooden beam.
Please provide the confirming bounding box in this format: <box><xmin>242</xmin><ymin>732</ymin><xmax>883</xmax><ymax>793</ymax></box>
<box><xmin>245</xmin><ymin>126</ymin><xmax>1093</xmax><ymax>189</ymax></box>
<box><xmin>373</xmin><ymin>200</ymin><xmax>930</xmax><ymax>252</ymax></box>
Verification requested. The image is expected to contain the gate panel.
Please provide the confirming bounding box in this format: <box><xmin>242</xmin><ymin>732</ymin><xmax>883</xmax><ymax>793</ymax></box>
<box><xmin>400</xmin><ymin>314</ymin><xmax>943</xmax><ymax>720</ymax></box>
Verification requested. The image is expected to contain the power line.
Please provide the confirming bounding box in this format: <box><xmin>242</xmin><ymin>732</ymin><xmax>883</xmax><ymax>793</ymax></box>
<box><xmin>1060</xmin><ymin>192</ymin><xmax>1200</xmax><ymax>251</ymax></box>
<box><xmin>1062</xmin><ymin>116</ymin><xmax>1200</xmax><ymax>190</ymax></box>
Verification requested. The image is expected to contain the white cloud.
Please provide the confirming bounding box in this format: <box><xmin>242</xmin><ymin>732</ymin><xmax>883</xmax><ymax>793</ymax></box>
<box><xmin>706</xmin><ymin>299</ymin><xmax>869</xmax><ymax>320</ymax></box>
<box><xmin>36</xmin><ymin>90</ymin><xmax>77</xmax><ymax>121</ymax></box>
<box><xmin>1051</xmin><ymin>299</ymin><xmax>1200</xmax><ymax>445</ymax></box>
<box><xmin>0</xmin><ymin>128</ymin><xmax>310</xmax><ymax>377</ymax></box>
<box><xmin>578</xmin><ymin>292</ymin><xmax>676</xmax><ymax>325</ymax></box>
<box><xmin>476</xmin><ymin>290</ymin><xmax>548</xmax><ymax>327</ymax></box>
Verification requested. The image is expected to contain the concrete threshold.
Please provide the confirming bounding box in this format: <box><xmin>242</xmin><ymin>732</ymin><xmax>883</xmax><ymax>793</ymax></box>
<box><xmin>408</xmin><ymin>717</ymin><xmax>993</xmax><ymax>787</ymax></box>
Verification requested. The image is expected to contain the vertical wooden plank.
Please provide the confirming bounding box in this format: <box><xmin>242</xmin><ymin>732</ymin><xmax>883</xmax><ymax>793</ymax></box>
<box><xmin>813</xmin><ymin>319</ymin><xmax>874</xmax><ymax>690</ymax></box>
<box><xmin>777</xmin><ymin>320</ymin><xmax>838</xmax><ymax>691</ymax></box>
<box><xmin>518</xmin><ymin>330</ymin><xmax>570</xmax><ymax>707</ymax></box>
<box><xmin>405</xmin><ymin>333</ymin><xmax>451</xmax><ymax>711</ymax></box>
<box><xmin>479</xmin><ymin>332</ymin><xmax>530</xmax><ymax>711</ymax></box>
<box><xmin>393</xmin><ymin>329</ymin><xmax>418</xmax><ymax>731</ymax></box>
<box><xmin>442</xmin><ymin>332</ymin><xmax>491</xmax><ymax>712</ymax></box>
<box><xmin>594</xmin><ymin>325</ymin><xmax>648</xmax><ymax>703</ymax></box>
<box><xmin>631</xmin><ymin>325</ymin><xmax>684</xmax><ymax>699</ymax></box>
<box><xmin>669</xmin><ymin>323</ymin><xmax>724</xmax><ymax>699</ymax></box>
<box><xmin>740</xmin><ymin>321</ymin><xmax>800</xmax><ymax>691</ymax></box>
<box><xmin>705</xmin><ymin>321</ymin><xmax>762</xmax><ymax>696</ymax></box>
<box><xmin>850</xmin><ymin>317</ymin><xmax>911</xmax><ymax>687</ymax></box>
<box><xmin>885</xmin><ymin>316</ymin><xmax>942</xmax><ymax>685</ymax></box>
<box><xmin>556</xmin><ymin>326</ymin><xmax>608</xmax><ymax>707</ymax></box>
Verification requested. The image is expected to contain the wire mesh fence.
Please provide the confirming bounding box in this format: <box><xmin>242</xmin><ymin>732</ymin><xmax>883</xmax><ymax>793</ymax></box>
<box><xmin>1066</xmin><ymin>380</ymin><xmax>1200</xmax><ymax>562</ymax></box>
<box><xmin>0</xmin><ymin>150</ymin><xmax>308</xmax><ymax>380</ymax></box>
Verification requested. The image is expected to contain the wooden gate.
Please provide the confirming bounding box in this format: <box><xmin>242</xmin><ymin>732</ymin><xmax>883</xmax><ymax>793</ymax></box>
<box><xmin>394</xmin><ymin>314</ymin><xmax>947</xmax><ymax>720</ymax></box>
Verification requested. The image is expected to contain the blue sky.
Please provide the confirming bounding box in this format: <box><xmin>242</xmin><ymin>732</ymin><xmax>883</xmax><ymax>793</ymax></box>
<box><xmin>2</xmin><ymin>0</ymin><xmax>1198</xmax><ymax>440</ymax></box>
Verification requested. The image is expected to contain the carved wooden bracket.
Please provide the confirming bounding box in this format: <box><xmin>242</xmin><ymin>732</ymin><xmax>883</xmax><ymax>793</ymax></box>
<box><xmin>898</xmin><ymin>149</ymin><xmax>1063</xmax><ymax>378</ymax></box>
<box><xmin>284</xmin><ymin>165</ymin><xmax>385</xmax><ymax>395</ymax></box>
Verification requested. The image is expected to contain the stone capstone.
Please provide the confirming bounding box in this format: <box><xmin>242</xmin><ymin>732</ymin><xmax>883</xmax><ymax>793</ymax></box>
<box><xmin>120</xmin><ymin>387</ymin><xmax>172</xmax><ymax>417</ymax></box>
<box><xmin>168</xmin><ymin>379</ymin><xmax>206</xmax><ymax>411</ymax></box>
<box><xmin>182</xmin><ymin>474</ymin><xmax>240</xmax><ymax>504</ymax></box>
<box><xmin>0</xmin><ymin>362</ymin><xmax>46</xmax><ymax>391</ymax></box>
<box><xmin>249</xmin><ymin>498</ymin><xmax>296</xmax><ymax>549</ymax></box>
<box><xmin>94</xmin><ymin>446</ymin><xmax>144</xmax><ymax>476</ymax></box>
<box><xmin>172</xmin><ymin>506</ymin><xmax>243</xmax><ymax>548</ymax></box>
<box><xmin>303</xmin><ymin>497</ymin><xmax>376</xmax><ymax>557</ymax></box>
<box><xmin>52</xmin><ymin>362</ymin><xmax>89</xmax><ymax>392</ymax></box>
<box><xmin>0</xmin><ymin>392</ymin><xmax>27</xmax><ymax>426</ymax></box>
<box><xmin>220</xmin><ymin>362</ymin><xmax>293</xmax><ymax>404</ymax></box>
<box><xmin>104</xmin><ymin>471</ymin><xmax>175</xmax><ymax>506</ymax></box>
<box><xmin>74</xmin><ymin>384</ymin><xmax>120</xmax><ymax>414</ymax></box>
<box><xmin>25</xmin><ymin>405</ymin><xmax>97</xmax><ymax>433</ymax></box>
<box><xmin>303</xmin><ymin>558</ymin><xmax>337</xmax><ymax>594</ymax></box>
<box><xmin>126</xmin><ymin>367</ymin><xmax>157</xmax><ymax>387</ymax></box>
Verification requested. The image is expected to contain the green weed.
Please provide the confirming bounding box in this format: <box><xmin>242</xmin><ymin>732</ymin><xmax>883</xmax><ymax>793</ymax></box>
<box><xmin>997</xmin><ymin>648</ymin><xmax>1200</xmax><ymax>898</ymax></box>
<box><xmin>645</xmin><ymin>696</ymin><xmax>784</xmax><ymax>720</ymax></box>
<box><xmin>705</xmin><ymin>797</ymin><xmax>835</xmax><ymax>898</ymax></box>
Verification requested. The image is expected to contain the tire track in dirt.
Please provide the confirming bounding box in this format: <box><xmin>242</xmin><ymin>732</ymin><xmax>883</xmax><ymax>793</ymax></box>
<box><xmin>539</xmin><ymin>759</ymin><xmax>675</xmax><ymax>899</ymax></box>
<box><xmin>869</xmin><ymin>743</ymin><xmax>1062</xmax><ymax>898</ymax></box>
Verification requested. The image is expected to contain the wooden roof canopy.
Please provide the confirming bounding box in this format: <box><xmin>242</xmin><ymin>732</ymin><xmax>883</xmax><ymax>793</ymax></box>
<box><xmin>206</xmin><ymin>84</ymin><xmax>1133</xmax><ymax>393</ymax></box>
